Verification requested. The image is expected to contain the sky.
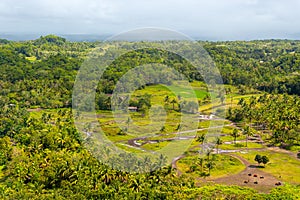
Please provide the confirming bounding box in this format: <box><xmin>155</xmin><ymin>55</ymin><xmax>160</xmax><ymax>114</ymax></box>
<box><xmin>1</xmin><ymin>0</ymin><xmax>300</xmax><ymax>40</ymax></box>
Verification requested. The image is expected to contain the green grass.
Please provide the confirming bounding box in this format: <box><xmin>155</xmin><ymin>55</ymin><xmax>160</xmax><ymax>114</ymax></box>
<box><xmin>198</xmin><ymin>119</ymin><xmax>226</xmax><ymax>128</ymax></box>
<box><xmin>25</xmin><ymin>56</ymin><xmax>37</xmax><ymax>62</ymax></box>
<box><xmin>221</xmin><ymin>126</ymin><xmax>234</xmax><ymax>134</ymax></box>
<box><xmin>167</xmin><ymin>84</ymin><xmax>208</xmax><ymax>99</ymax></box>
<box><xmin>99</xmin><ymin>109</ymin><xmax>197</xmax><ymax>142</ymax></box>
<box><xmin>107</xmin><ymin>134</ymin><xmax>136</xmax><ymax>143</ymax></box>
<box><xmin>115</xmin><ymin>143</ymin><xmax>145</xmax><ymax>153</ymax></box>
<box><xmin>236</xmin><ymin>150</ymin><xmax>300</xmax><ymax>184</ymax></box>
<box><xmin>177</xmin><ymin>154</ymin><xmax>245</xmax><ymax>179</ymax></box>
<box><xmin>147</xmin><ymin>134</ymin><xmax>182</xmax><ymax>141</ymax></box>
<box><xmin>198</xmin><ymin>120</ymin><xmax>211</xmax><ymax>128</ymax></box>
<box><xmin>96</xmin><ymin>83</ymin><xmax>259</xmax><ymax>141</ymax></box>
<box><xmin>189</xmin><ymin>81</ymin><xmax>208</xmax><ymax>89</ymax></box>
<box><xmin>219</xmin><ymin>142</ymin><xmax>264</xmax><ymax>150</ymax></box>
<box><xmin>133</xmin><ymin>81</ymin><xmax>210</xmax><ymax>104</ymax></box>
<box><xmin>143</xmin><ymin>141</ymin><xmax>170</xmax><ymax>151</ymax></box>
<box><xmin>29</xmin><ymin>110</ymin><xmax>42</xmax><ymax>118</ymax></box>
<box><xmin>210</xmin><ymin>154</ymin><xmax>245</xmax><ymax>178</ymax></box>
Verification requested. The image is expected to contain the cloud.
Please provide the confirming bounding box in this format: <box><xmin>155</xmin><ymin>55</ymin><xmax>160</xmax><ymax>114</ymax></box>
<box><xmin>0</xmin><ymin>0</ymin><xmax>299</xmax><ymax>40</ymax></box>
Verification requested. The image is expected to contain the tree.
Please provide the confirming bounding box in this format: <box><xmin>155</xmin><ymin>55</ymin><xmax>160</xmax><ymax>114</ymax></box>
<box><xmin>164</xmin><ymin>95</ymin><xmax>169</xmax><ymax>107</ymax></box>
<box><xmin>220</xmin><ymin>95</ymin><xmax>225</xmax><ymax>105</ymax></box>
<box><xmin>126</xmin><ymin>117</ymin><xmax>131</xmax><ymax>132</ymax></box>
<box><xmin>206</xmin><ymin>161</ymin><xmax>214</xmax><ymax>175</ymax></box>
<box><xmin>0</xmin><ymin>136</ymin><xmax>12</xmax><ymax>165</ymax></box>
<box><xmin>181</xmin><ymin>100</ymin><xmax>198</xmax><ymax>114</ymax></box>
<box><xmin>215</xmin><ymin>137</ymin><xmax>223</xmax><ymax>154</ymax></box>
<box><xmin>261</xmin><ymin>155</ymin><xmax>269</xmax><ymax>166</ymax></box>
<box><xmin>231</xmin><ymin>128</ymin><xmax>240</xmax><ymax>144</ymax></box>
<box><xmin>170</xmin><ymin>98</ymin><xmax>178</xmax><ymax>110</ymax></box>
<box><xmin>96</xmin><ymin>93</ymin><xmax>111</xmax><ymax>110</ymax></box>
<box><xmin>198</xmin><ymin>157</ymin><xmax>205</xmax><ymax>172</ymax></box>
<box><xmin>196</xmin><ymin>133</ymin><xmax>205</xmax><ymax>146</ymax></box>
<box><xmin>255</xmin><ymin>154</ymin><xmax>263</xmax><ymax>166</ymax></box>
<box><xmin>242</xmin><ymin>125</ymin><xmax>252</xmax><ymax>147</ymax></box>
<box><xmin>160</xmin><ymin>125</ymin><xmax>165</xmax><ymax>133</ymax></box>
<box><xmin>176</xmin><ymin>124</ymin><xmax>182</xmax><ymax>131</ymax></box>
<box><xmin>137</xmin><ymin>93</ymin><xmax>151</xmax><ymax>111</ymax></box>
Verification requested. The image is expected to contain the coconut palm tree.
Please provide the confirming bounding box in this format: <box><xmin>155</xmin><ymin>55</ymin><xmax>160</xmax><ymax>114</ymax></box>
<box><xmin>198</xmin><ymin>157</ymin><xmax>205</xmax><ymax>172</ymax></box>
<box><xmin>242</xmin><ymin>125</ymin><xmax>252</xmax><ymax>147</ymax></box>
<box><xmin>196</xmin><ymin>133</ymin><xmax>206</xmax><ymax>146</ymax></box>
<box><xmin>231</xmin><ymin>128</ymin><xmax>240</xmax><ymax>144</ymax></box>
<box><xmin>206</xmin><ymin>161</ymin><xmax>214</xmax><ymax>175</ymax></box>
<box><xmin>215</xmin><ymin>137</ymin><xmax>223</xmax><ymax>154</ymax></box>
<box><xmin>126</xmin><ymin>117</ymin><xmax>131</xmax><ymax>132</ymax></box>
<box><xmin>170</xmin><ymin>98</ymin><xmax>177</xmax><ymax>110</ymax></box>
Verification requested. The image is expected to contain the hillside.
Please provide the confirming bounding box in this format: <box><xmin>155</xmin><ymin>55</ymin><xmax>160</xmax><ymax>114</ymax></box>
<box><xmin>0</xmin><ymin>36</ymin><xmax>300</xmax><ymax>199</ymax></box>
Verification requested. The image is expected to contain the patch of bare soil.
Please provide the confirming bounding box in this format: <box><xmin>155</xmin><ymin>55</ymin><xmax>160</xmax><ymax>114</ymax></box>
<box><xmin>211</xmin><ymin>154</ymin><xmax>281</xmax><ymax>193</ymax></box>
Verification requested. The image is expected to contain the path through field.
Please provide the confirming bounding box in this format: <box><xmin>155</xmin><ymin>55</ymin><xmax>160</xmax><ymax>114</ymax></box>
<box><xmin>211</xmin><ymin>154</ymin><xmax>281</xmax><ymax>193</ymax></box>
<box><xmin>118</xmin><ymin>120</ymin><xmax>289</xmax><ymax>193</ymax></box>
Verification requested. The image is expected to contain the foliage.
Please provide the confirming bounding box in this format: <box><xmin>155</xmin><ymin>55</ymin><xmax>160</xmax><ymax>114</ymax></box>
<box><xmin>255</xmin><ymin>154</ymin><xmax>263</xmax><ymax>165</ymax></box>
<box><xmin>229</xmin><ymin>94</ymin><xmax>300</xmax><ymax>147</ymax></box>
<box><xmin>1</xmin><ymin>37</ymin><xmax>300</xmax><ymax>198</ymax></box>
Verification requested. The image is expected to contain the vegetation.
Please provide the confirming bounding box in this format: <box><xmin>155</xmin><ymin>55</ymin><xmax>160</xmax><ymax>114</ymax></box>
<box><xmin>254</xmin><ymin>154</ymin><xmax>269</xmax><ymax>166</ymax></box>
<box><xmin>177</xmin><ymin>154</ymin><xmax>244</xmax><ymax>178</ymax></box>
<box><xmin>0</xmin><ymin>36</ymin><xmax>300</xmax><ymax>199</ymax></box>
<box><xmin>229</xmin><ymin>94</ymin><xmax>300</xmax><ymax>148</ymax></box>
<box><xmin>237</xmin><ymin>150</ymin><xmax>300</xmax><ymax>184</ymax></box>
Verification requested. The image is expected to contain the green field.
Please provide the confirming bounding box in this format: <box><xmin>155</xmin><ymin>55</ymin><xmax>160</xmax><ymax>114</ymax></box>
<box><xmin>177</xmin><ymin>154</ymin><xmax>245</xmax><ymax>179</ymax></box>
<box><xmin>26</xmin><ymin>82</ymin><xmax>300</xmax><ymax>193</ymax></box>
<box><xmin>236</xmin><ymin>150</ymin><xmax>300</xmax><ymax>184</ymax></box>
<box><xmin>219</xmin><ymin>142</ymin><xmax>265</xmax><ymax>150</ymax></box>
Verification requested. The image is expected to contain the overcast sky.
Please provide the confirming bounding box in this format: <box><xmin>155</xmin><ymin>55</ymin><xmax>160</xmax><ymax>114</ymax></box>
<box><xmin>1</xmin><ymin>0</ymin><xmax>300</xmax><ymax>40</ymax></box>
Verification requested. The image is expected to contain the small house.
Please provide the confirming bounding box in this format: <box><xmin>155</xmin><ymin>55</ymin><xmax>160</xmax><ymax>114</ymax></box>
<box><xmin>128</xmin><ymin>106</ymin><xmax>138</xmax><ymax>112</ymax></box>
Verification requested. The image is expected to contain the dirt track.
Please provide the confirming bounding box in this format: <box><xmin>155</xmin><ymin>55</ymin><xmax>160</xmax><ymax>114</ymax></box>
<box><xmin>211</xmin><ymin>154</ymin><xmax>281</xmax><ymax>193</ymax></box>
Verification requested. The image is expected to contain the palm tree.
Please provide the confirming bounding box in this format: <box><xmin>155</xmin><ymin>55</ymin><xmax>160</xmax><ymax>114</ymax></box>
<box><xmin>242</xmin><ymin>125</ymin><xmax>252</xmax><ymax>147</ymax></box>
<box><xmin>215</xmin><ymin>137</ymin><xmax>223</xmax><ymax>154</ymax></box>
<box><xmin>220</xmin><ymin>95</ymin><xmax>225</xmax><ymax>105</ymax></box>
<box><xmin>129</xmin><ymin>178</ymin><xmax>142</xmax><ymax>192</ymax></box>
<box><xmin>198</xmin><ymin>157</ymin><xmax>205</xmax><ymax>172</ymax></box>
<box><xmin>206</xmin><ymin>161</ymin><xmax>214</xmax><ymax>175</ymax></box>
<box><xmin>231</xmin><ymin>128</ymin><xmax>240</xmax><ymax>144</ymax></box>
<box><xmin>164</xmin><ymin>95</ymin><xmax>169</xmax><ymax>104</ymax></box>
<box><xmin>126</xmin><ymin>117</ymin><xmax>131</xmax><ymax>132</ymax></box>
<box><xmin>170</xmin><ymin>98</ymin><xmax>177</xmax><ymax>110</ymax></box>
<box><xmin>176</xmin><ymin>124</ymin><xmax>182</xmax><ymax>131</ymax></box>
<box><xmin>206</xmin><ymin>148</ymin><xmax>213</xmax><ymax>162</ymax></box>
<box><xmin>160</xmin><ymin>125</ymin><xmax>166</xmax><ymax>133</ymax></box>
<box><xmin>196</xmin><ymin>133</ymin><xmax>205</xmax><ymax>146</ymax></box>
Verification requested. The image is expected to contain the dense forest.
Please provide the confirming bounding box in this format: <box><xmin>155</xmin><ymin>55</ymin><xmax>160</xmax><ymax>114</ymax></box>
<box><xmin>0</xmin><ymin>35</ymin><xmax>300</xmax><ymax>199</ymax></box>
<box><xmin>2</xmin><ymin>35</ymin><xmax>300</xmax><ymax>109</ymax></box>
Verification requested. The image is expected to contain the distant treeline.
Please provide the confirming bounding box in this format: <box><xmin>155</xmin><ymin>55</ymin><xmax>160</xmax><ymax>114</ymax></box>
<box><xmin>2</xmin><ymin>35</ymin><xmax>300</xmax><ymax>109</ymax></box>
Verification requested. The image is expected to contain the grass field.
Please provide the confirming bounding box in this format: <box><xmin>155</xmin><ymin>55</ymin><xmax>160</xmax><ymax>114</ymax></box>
<box><xmin>219</xmin><ymin>142</ymin><xmax>265</xmax><ymax>150</ymax></box>
<box><xmin>235</xmin><ymin>150</ymin><xmax>300</xmax><ymax>184</ymax></box>
<box><xmin>177</xmin><ymin>154</ymin><xmax>245</xmax><ymax>179</ymax></box>
<box><xmin>143</xmin><ymin>141</ymin><xmax>170</xmax><ymax>151</ymax></box>
<box><xmin>26</xmin><ymin>81</ymin><xmax>300</xmax><ymax>191</ymax></box>
<box><xmin>115</xmin><ymin>143</ymin><xmax>144</xmax><ymax>153</ymax></box>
